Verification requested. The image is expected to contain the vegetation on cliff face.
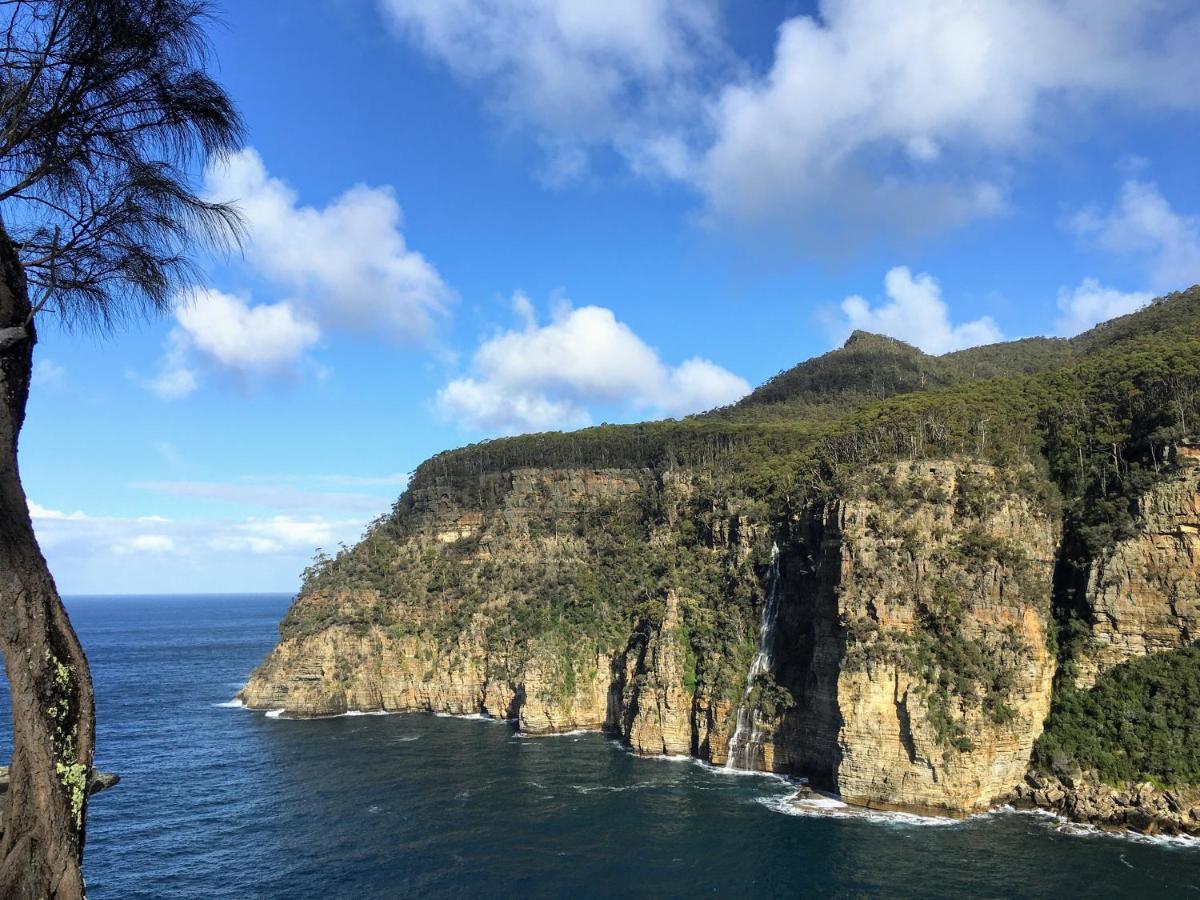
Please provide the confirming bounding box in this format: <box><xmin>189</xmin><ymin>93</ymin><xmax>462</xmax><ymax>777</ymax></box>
<box><xmin>1033</xmin><ymin>644</ymin><xmax>1200</xmax><ymax>786</ymax></box>
<box><xmin>270</xmin><ymin>286</ymin><xmax>1200</xmax><ymax>793</ymax></box>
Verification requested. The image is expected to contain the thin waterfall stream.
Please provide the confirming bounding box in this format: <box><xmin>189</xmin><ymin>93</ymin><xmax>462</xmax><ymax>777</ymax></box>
<box><xmin>725</xmin><ymin>542</ymin><xmax>782</xmax><ymax>770</ymax></box>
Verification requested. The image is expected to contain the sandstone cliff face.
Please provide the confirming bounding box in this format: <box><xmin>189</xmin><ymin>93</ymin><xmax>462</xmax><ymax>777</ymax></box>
<box><xmin>243</xmin><ymin>458</ymin><xmax>1066</xmax><ymax>815</ymax></box>
<box><xmin>241</xmin><ymin>468</ymin><xmax>722</xmax><ymax>754</ymax></box>
<box><xmin>1075</xmin><ymin>447</ymin><xmax>1200</xmax><ymax>688</ymax></box>
<box><xmin>766</xmin><ymin>461</ymin><xmax>1060</xmax><ymax>814</ymax></box>
<box><xmin>624</xmin><ymin>592</ymin><xmax>694</xmax><ymax>756</ymax></box>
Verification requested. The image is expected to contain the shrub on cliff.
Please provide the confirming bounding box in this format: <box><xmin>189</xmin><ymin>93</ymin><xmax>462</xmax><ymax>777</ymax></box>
<box><xmin>1033</xmin><ymin>644</ymin><xmax>1200</xmax><ymax>786</ymax></box>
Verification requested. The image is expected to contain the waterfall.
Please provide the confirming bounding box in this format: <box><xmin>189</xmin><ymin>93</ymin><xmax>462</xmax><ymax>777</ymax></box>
<box><xmin>725</xmin><ymin>543</ymin><xmax>783</xmax><ymax>771</ymax></box>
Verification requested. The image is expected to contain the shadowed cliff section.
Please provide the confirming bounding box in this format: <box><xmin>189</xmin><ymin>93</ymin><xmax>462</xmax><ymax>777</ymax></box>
<box><xmin>242</xmin><ymin>287</ymin><xmax>1200</xmax><ymax>824</ymax></box>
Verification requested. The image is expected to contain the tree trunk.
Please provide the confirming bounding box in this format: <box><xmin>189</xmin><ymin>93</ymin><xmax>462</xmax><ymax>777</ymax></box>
<box><xmin>0</xmin><ymin>227</ymin><xmax>94</xmax><ymax>899</ymax></box>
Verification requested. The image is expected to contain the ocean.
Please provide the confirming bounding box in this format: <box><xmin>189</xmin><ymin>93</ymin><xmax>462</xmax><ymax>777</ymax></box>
<box><xmin>1</xmin><ymin>594</ymin><xmax>1197</xmax><ymax>898</ymax></box>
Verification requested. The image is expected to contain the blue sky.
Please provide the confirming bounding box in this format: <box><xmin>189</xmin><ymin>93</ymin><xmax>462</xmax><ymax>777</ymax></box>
<box><xmin>24</xmin><ymin>0</ymin><xmax>1200</xmax><ymax>593</ymax></box>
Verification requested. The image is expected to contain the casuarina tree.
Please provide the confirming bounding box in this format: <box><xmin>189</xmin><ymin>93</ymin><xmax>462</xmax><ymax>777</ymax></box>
<box><xmin>0</xmin><ymin>2</ymin><xmax>242</xmax><ymax>895</ymax></box>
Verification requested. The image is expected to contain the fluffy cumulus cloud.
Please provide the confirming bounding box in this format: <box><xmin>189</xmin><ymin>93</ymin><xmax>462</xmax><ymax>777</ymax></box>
<box><xmin>698</xmin><ymin>1</ymin><xmax>1200</xmax><ymax>237</ymax></box>
<box><xmin>437</xmin><ymin>294</ymin><xmax>749</xmax><ymax>432</ymax></box>
<box><xmin>832</xmin><ymin>267</ymin><xmax>1002</xmax><ymax>354</ymax></box>
<box><xmin>141</xmin><ymin>149</ymin><xmax>452</xmax><ymax>397</ymax></box>
<box><xmin>174</xmin><ymin>289</ymin><xmax>319</xmax><ymax>372</ymax></box>
<box><xmin>1054</xmin><ymin>279</ymin><xmax>1153</xmax><ymax>337</ymax></box>
<box><xmin>1070</xmin><ymin>180</ymin><xmax>1200</xmax><ymax>292</ymax></box>
<box><xmin>204</xmin><ymin>149</ymin><xmax>452</xmax><ymax>338</ymax></box>
<box><xmin>379</xmin><ymin>0</ymin><xmax>721</xmax><ymax>180</ymax></box>
<box><xmin>141</xmin><ymin>289</ymin><xmax>319</xmax><ymax>398</ymax></box>
<box><xmin>381</xmin><ymin>0</ymin><xmax>1200</xmax><ymax>240</ymax></box>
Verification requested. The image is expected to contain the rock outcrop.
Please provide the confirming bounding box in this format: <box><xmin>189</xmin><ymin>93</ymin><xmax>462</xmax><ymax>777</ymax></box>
<box><xmin>1075</xmin><ymin>447</ymin><xmax>1200</xmax><ymax>687</ymax></box>
<box><xmin>242</xmin><ymin>457</ymin><xmax>1070</xmax><ymax>817</ymax></box>
<box><xmin>1011</xmin><ymin>771</ymin><xmax>1200</xmax><ymax>836</ymax></box>
<box><xmin>768</xmin><ymin>461</ymin><xmax>1060</xmax><ymax>814</ymax></box>
<box><xmin>624</xmin><ymin>592</ymin><xmax>694</xmax><ymax>756</ymax></box>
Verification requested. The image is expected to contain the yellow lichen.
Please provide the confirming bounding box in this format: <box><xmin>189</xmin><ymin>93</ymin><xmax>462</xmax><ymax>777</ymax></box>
<box><xmin>55</xmin><ymin>761</ymin><xmax>87</xmax><ymax>829</ymax></box>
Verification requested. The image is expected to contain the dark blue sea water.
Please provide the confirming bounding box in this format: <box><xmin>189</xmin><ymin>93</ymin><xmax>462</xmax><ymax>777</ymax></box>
<box><xmin>2</xmin><ymin>594</ymin><xmax>1199</xmax><ymax>898</ymax></box>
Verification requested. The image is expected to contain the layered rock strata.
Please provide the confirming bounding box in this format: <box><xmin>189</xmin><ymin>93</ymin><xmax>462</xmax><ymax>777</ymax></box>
<box><xmin>242</xmin><ymin>459</ymin><xmax>1073</xmax><ymax>817</ymax></box>
<box><xmin>1075</xmin><ymin>447</ymin><xmax>1200</xmax><ymax>687</ymax></box>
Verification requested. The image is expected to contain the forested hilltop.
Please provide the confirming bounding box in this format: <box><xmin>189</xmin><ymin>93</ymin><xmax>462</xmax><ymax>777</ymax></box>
<box><xmin>245</xmin><ymin>286</ymin><xmax>1200</xmax><ymax>832</ymax></box>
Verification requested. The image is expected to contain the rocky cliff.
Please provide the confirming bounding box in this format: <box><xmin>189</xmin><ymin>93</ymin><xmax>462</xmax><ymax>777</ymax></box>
<box><xmin>1075</xmin><ymin>445</ymin><xmax>1200</xmax><ymax>688</ymax></box>
<box><xmin>242</xmin><ymin>290</ymin><xmax>1200</xmax><ymax>824</ymax></box>
<box><xmin>241</xmin><ymin>458</ymin><xmax>1063</xmax><ymax>815</ymax></box>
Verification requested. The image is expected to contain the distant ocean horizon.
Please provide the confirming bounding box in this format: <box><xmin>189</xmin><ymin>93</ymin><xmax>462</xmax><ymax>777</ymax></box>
<box><xmin>1</xmin><ymin>594</ymin><xmax>1198</xmax><ymax>898</ymax></box>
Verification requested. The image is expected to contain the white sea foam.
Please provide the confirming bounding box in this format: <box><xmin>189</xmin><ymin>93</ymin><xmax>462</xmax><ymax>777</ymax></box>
<box><xmin>513</xmin><ymin>728</ymin><xmax>594</xmax><ymax>738</ymax></box>
<box><xmin>264</xmin><ymin>708</ymin><xmax>287</xmax><ymax>719</ymax></box>
<box><xmin>762</xmin><ymin>792</ymin><xmax>1200</xmax><ymax>844</ymax></box>
<box><xmin>433</xmin><ymin>711</ymin><xmax>504</xmax><ymax>722</ymax></box>
<box><xmin>759</xmin><ymin>793</ymin><xmax>965</xmax><ymax>827</ymax></box>
<box><xmin>340</xmin><ymin>710</ymin><xmax>393</xmax><ymax>717</ymax></box>
<box><xmin>688</xmin><ymin>756</ymin><xmax>795</xmax><ymax>785</ymax></box>
<box><xmin>1033</xmin><ymin>814</ymin><xmax>1200</xmax><ymax>848</ymax></box>
<box><xmin>792</xmin><ymin>796</ymin><xmax>846</xmax><ymax>810</ymax></box>
<box><xmin>391</xmin><ymin>735</ymin><xmax>421</xmax><ymax>743</ymax></box>
<box><xmin>572</xmin><ymin>782</ymin><xmax>656</xmax><ymax>794</ymax></box>
<box><xmin>214</xmin><ymin>698</ymin><xmax>245</xmax><ymax>709</ymax></box>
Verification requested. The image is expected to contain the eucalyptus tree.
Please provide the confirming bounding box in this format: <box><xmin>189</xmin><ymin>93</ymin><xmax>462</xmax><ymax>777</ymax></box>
<box><xmin>0</xmin><ymin>2</ymin><xmax>242</xmax><ymax>894</ymax></box>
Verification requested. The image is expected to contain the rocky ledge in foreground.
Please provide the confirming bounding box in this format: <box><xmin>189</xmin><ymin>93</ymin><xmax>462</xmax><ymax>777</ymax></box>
<box><xmin>1011</xmin><ymin>772</ymin><xmax>1200</xmax><ymax>837</ymax></box>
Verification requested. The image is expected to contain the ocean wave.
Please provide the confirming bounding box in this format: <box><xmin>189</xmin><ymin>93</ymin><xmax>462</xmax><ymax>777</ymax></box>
<box><xmin>263</xmin><ymin>708</ymin><xmax>287</xmax><ymax>719</ymax></box>
<box><xmin>762</xmin><ymin>793</ymin><xmax>1200</xmax><ymax>845</ymax></box>
<box><xmin>759</xmin><ymin>793</ymin><xmax>966</xmax><ymax>827</ymax></box>
<box><xmin>339</xmin><ymin>710</ymin><xmax>393</xmax><ymax>717</ymax></box>
<box><xmin>432</xmin><ymin>711</ymin><xmax>508</xmax><ymax>722</ymax></box>
<box><xmin>513</xmin><ymin>728</ymin><xmax>595</xmax><ymax>738</ymax></box>
<box><xmin>1024</xmin><ymin>811</ymin><xmax>1200</xmax><ymax>849</ymax></box>
<box><xmin>572</xmin><ymin>782</ymin><xmax>656</xmax><ymax>794</ymax></box>
<box><xmin>687</xmin><ymin>757</ymin><xmax>796</xmax><ymax>785</ymax></box>
<box><xmin>214</xmin><ymin>698</ymin><xmax>245</xmax><ymax>709</ymax></box>
<box><xmin>391</xmin><ymin>735</ymin><xmax>421</xmax><ymax>743</ymax></box>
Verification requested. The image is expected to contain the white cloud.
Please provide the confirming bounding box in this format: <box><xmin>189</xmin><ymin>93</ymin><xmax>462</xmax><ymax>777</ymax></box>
<box><xmin>205</xmin><ymin>148</ymin><xmax>452</xmax><ymax>340</ymax></box>
<box><xmin>173</xmin><ymin>288</ymin><xmax>319</xmax><ymax>372</ymax></box>
<box><xmin>32</xmin><ymin>358</ymin><xmax>66</xmax><ymax>390</ymax></box>
<box><xmin>699</xmin><ymin>1</ymin><xmax>1200</xmax><ymax>239</ymax></box>
<box><xmin>437</xmin><ymin>293</ymin><xmax>749</xmax><ymax>432</ymax></box>
<box><xmin>212</xmin><ymin>517</ymin><xmax>347</xmax><ymax>555</ymax></box>
<box><xmin>141</xmin><ymin>289</ymin><xmax>319</xmax><ymax>397</ymax></box>
<box><xmin>381</xmin><ymin>0</ymin><xmax>1200</xmax><ymax>242</ymax></box>
<box><xmin>29</xmin><ymin>501</ymin><xmax>370</xmax><ymax>557</ymax></box>
<box><xmin>114</xmin><ymin>534</ymin><xmax>176</xmax><ymax>555</ymax></box>
<box><xmin>1070</xmin><ymin>180</ymin><xmax>1200</xmax><ymax>292</ymax></box>
<box><xmin>379</xmin><ymin>0</ymin><xmax>722</xmax><ymax>178</ymax></box>
<box><xmin>139</xmin><ymin>149</ymin><xmax>455</xmax><ymax>398</ymax></box>
<box><xmin>1054</xmin><ymin>278</ymin><xmax>1153</xmax><ymax>337</ymax></box>
<box><xmin>28</xmin><ymin>501</ymin><xmax>86</xmax><ymax>521</ymax></box>
<box><xmin>28</xmin><ymin>499</ymin><xmax>375</xmax><ymax>592</ymax></box>
<box><xmin>832</xmin><ymin>267</ymin><xmax>1002</xmax><ymax>354</ymax></box>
